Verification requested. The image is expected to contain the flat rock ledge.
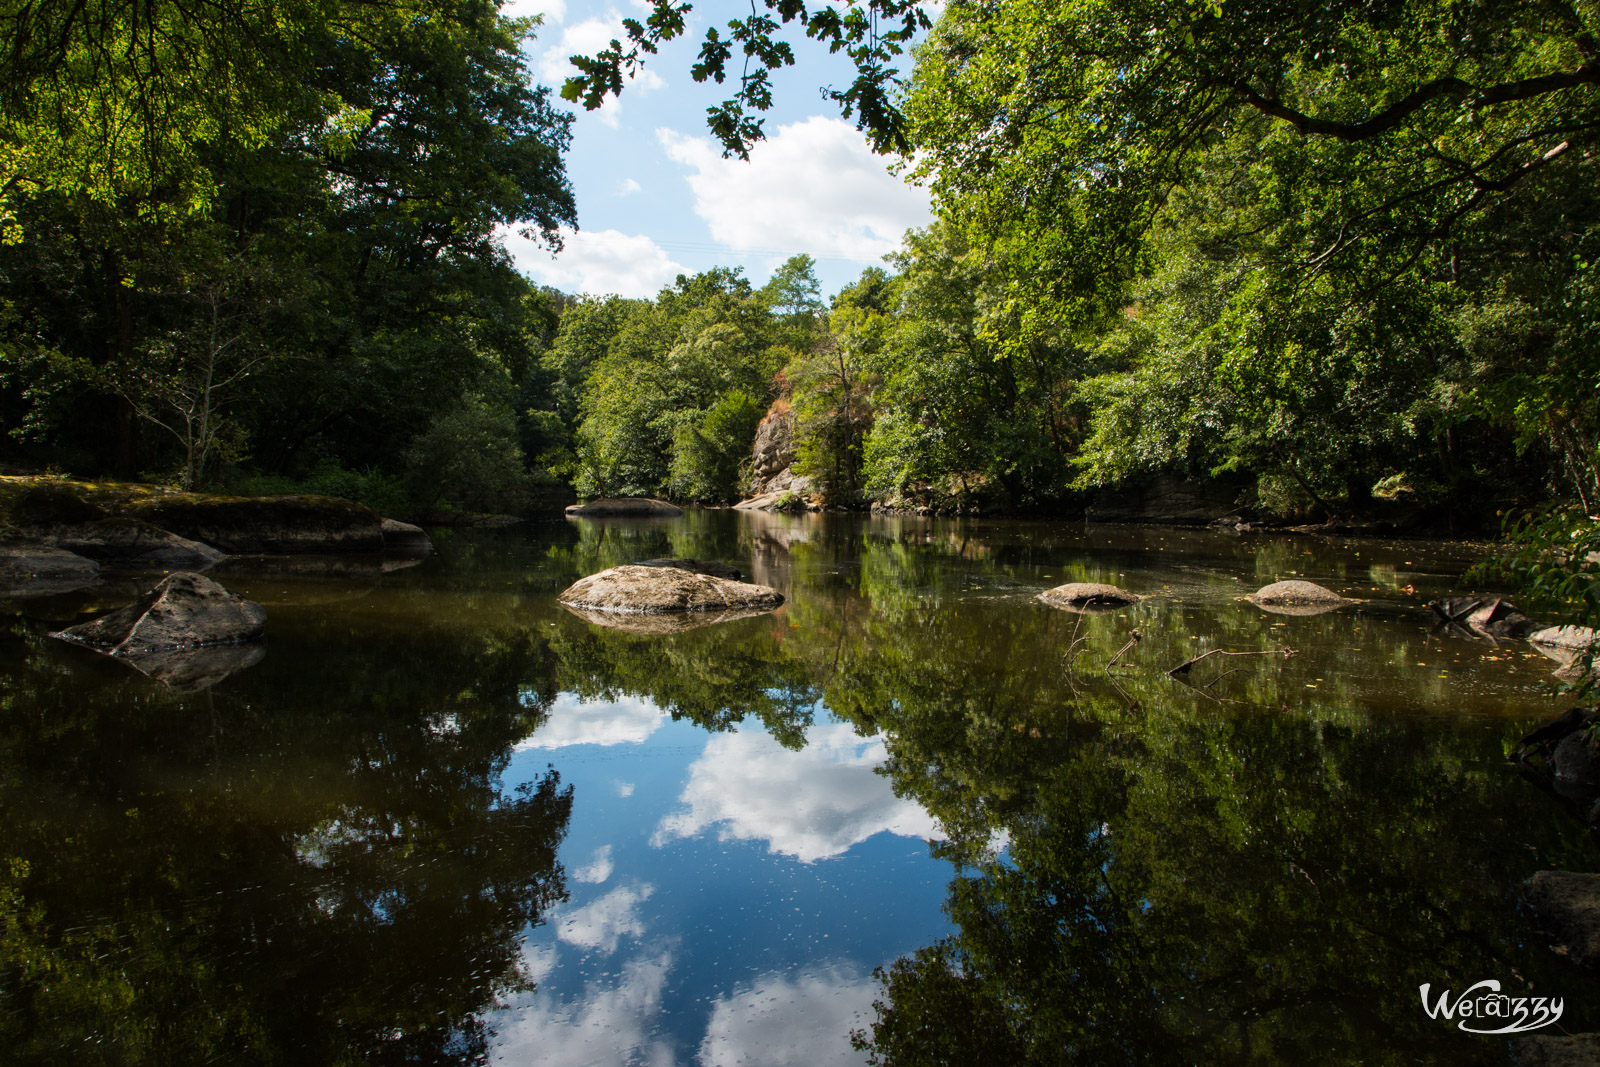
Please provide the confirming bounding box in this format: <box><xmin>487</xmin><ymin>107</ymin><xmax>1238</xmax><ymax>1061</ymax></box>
<box><xmin>1511</xmin><ymin>1033</ymin><xmax>1600</xmax><ymax>1067</ymax></box>
<box><xmin>565</xmin><ymin>497</ymin><xmax>683</xmax><ymax>518</ymax></box>
<box><xmin>1038</xmin><ymin>582</ymin><xmax>1140</xmax><ymax>611</ymax></box>
<box><xmin>1533</xmin><ymin>626</ymin><xmax>1600</xmax><ymax>654</ymax></box>
<box><xmin>636</xmin><ymin>558</ymin><xmax>743</xmax><ymax>580</ymax></box>
<box><xmin>50</xmin><ymin>517</ymin><xmax>224</xmax><ymax>567</ymax></box>
<box><xmin>1522</xmin><ymin>870</ymin><xmax>1600</xmax><ymax>970</ymax></box>
<box><xmin>51</xmin><ymin>571</ymin><xmax>266</xmax><ymax>655</ymax></box>
<box><xmin>558</xmin><ymin>565</ymin><xmax>782</xmax><ymax>615</ymax></box>
<box><xmin>1246</xmin><ymin>580</ymin><xmax>1350</xmax><ymax>615</ymax></box>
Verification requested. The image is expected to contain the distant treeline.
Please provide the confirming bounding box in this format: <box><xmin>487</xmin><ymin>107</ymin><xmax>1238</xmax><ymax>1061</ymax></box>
<box><xmin>2</xmin><ymin>0</ymin><xmax>1596</xmax><ymax>526</ymax></box>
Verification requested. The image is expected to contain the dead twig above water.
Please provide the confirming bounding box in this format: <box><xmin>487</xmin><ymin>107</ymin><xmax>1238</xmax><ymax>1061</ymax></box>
<box><xmin>1167</xmin><ymin>646</ymin><xmax>1297</xmax><ymax>676</ymax></box>
<box><xmin>1105</xmin><ymin>629</ymin><xmax>1142</xmax><ymax>672</ymax></box>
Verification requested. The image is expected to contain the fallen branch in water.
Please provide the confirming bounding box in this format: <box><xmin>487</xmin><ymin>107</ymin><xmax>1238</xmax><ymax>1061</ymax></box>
<box><xmin>1105</xmin><ymin>629</ymin><xmax>1142</xmax><ymax>672</ymax></box>
<box><xmin>1167</xmin><ymin>647</ymin><xmax>1297</xmax><ymax>676</ymax></box>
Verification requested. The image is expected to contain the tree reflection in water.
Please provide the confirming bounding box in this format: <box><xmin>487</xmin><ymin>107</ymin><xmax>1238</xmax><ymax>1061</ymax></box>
<box><xmin>0</xmin><ymin>617</ymin><xmax>572</xmax><ymax>1066</ymax></box>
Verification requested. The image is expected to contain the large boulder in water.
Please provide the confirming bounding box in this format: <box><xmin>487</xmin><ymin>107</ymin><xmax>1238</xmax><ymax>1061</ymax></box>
<box><xmin>1246</xmin><ymin>580</ymin><xmax>1349</xmax><ymax>615</ymax></box>
<box><xmin>123</xmin><ymin>494</ymin><xmax>383</xmax><ymax>554</ymax></box>
<box><xmin>565</xmin><ymin>497</ymin><xmax>683</xmax><ymax>518</ymax></box>
<box><xmin>636</xmin><ymin>558</ymin><xmax>743</xmax><ymax>580</ymax></box>
<box><xmin>558</xmin><ymin>564</ymin><xmax>782</xmax><ymax>615</ymax></box>
<box><xmin>1038</xmin><ymin>582</ymin><xmax>1140</xmax><ymax>612</ymax></box>
<box><xmin>51</xmin><ymin>571</ymin><xmax>265</xmax><ymax>654</ymax></box>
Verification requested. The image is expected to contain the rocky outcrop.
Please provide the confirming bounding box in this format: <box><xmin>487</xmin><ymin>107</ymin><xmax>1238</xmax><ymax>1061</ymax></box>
<box><xmin>0</xmin><ymin>544</ymin><xmax>101</xmax><ymax>595</ymax></box>
<box><xmin>565</xmin><ymin>497</ymin><xmax>683</xmax><ymax>518</ymax></box>
<box><xmin>51</xmin><ymin>572</ymin><xmax>266</xmax><ymax>654</ymax></box>
<box><xmin>1246</xmin><ymin>580</ymin><xmax>1350</xmax><ymax>615</ymax></box>
<box><xmin>1511</xmin><ymin>708</ymin><xmax>1600</xmax><ymax>819</ymax></box>
<box><xmin>1039</xmin><ymin>582</ymin><xmax>1140</xmax><ymax>611</ymax></box>
<box><xmin>1522</xmin><ymin>870</ymin><xmax>1600</xmax><ymax>970</ymax></box>
<box><xmin>734</xmin><ymin>489</ymin><xmax>811</xmax><ymax>512</ymax></box>
<box><xmin>558</xmin><ymin>564</ymin><xmax>782</xmax><ymax>615</ymax></box>
<box><xmin>749</xmin><ymin>403</ymin><xmax>797</xmax><ymax>496</ymax></box>
<box><xmin>125</xmin><ymin>494</ymin><xmax>384</xmax><ymax>554</ymax></box>
<box><xmin>49</xmin><ymin>517</ymin><xmax>225</xmax><ymax>567</ymax></box>
<box><xmin>1533</xmin><ymin>626</ymin><xmax>1600</xmax><ymax>655</ymax></box>
<box><xmin>636</xmin><ymin>558</ymin><xmax>743</xmax><ymax>580</ymax></box>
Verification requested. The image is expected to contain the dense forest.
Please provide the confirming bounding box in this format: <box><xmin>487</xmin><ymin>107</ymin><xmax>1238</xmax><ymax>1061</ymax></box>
<box><xmin>2</xmin><ymin>0</ymin><xmax>1598</xmax><ymax>532</ymax></box>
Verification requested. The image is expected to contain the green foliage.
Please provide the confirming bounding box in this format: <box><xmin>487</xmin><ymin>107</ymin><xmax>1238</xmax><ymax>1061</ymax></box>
<box><xmin>229</xmin><ymin>463</ymin><xmax>412</xmax><ymax>521</ymax></box>
<box><xmin>405</xmin><ymin>393</ymin><xmax>533</xmax><ymax>514</ymax></box>
<box><xmin>669</xmin><ymin>391</ymin><xmax>766</xmax><ymax>504</ymax></box>
<box><xmin>561</xmin><ymin>2</ymin><xmax>933</xmax><ymax>156</ymax></box>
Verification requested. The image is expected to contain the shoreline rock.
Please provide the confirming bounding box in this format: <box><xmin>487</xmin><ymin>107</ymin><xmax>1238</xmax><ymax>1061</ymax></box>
<box><xmin>636</xmin><ymin>558</ymin><xmax>743</xmax><ymax>580</ymax></box>
<box><xmin>565</xmin><ymin>497</ymin><xmax>683</xmax><ymax>518</ymax></box>
<box><xmin>0</xmin><ymin>544</ymin><xmax>101</xmax><ymax>596</ymax></box>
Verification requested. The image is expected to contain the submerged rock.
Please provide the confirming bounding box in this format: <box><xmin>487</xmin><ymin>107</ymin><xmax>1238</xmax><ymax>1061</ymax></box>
<box><xmin>50</xmin><ymin>517</ymin><xmax>224</xmax><ymax>567</ymax></box>
<box><xmin>557</xmin><ymin>564</ymin><xmax>782</xmax><ymax>615</ymax></box>
<box><xmin>1038</xmin><ymin>582</ymin><xmax>1140</xmax><ymax>612</ymax></box>
<box><xmin>0</xmin><ymin>544</ymin><xmax>101</xmax><ymax>596</ymax></box>
<box><xmin>636</xmin><ymin>558</ymin><xmax>743</xmax><ymax>580</ymax></box>
<box><xmin>51</xmin><ymin>571</ymin><xmax>266</xmax><ymax>655</ymax></box>
<box><xmin>1246</xmin><ymin>580</ymin><xmax>1349</xmax><ymax>615</ymax></box>
<box><xmin>1522</xmin><ymin>870</ymin><xmax>1600</xmax><ymax>970</ymax></box>
<box><xmin>565</xmin><ymin>497</ymin><xmax>683</xmax><ymax>518</ymax></box>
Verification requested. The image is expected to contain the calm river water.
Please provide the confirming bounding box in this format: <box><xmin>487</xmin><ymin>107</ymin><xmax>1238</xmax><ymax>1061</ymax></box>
<box><xmin>2</xmin><ymin>510</ymin><xmax>1596</xmax><ymax>1065</ymax></box>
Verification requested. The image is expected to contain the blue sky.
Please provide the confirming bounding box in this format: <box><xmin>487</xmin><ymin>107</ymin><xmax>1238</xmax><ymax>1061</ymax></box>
<box><xmin>499</xmin><ymin>1</ymin><xmax>935</xmax><ymax>299</ymax></box>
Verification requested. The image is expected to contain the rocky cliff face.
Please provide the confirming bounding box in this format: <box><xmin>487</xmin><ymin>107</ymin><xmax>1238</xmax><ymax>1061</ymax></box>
<box><xmin>749</xmin><ymin>404</ymin><xmax>797</xmax><ymax>492</ymax></box>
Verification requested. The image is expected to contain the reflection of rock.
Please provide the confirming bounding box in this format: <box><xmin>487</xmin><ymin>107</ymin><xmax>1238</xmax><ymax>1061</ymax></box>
<box><xmin>125</xmin><ymin>494</ymin><xmax>384</xmax><ymax>554</ymax></box>
<box><xmin>50</xmin><ymin>517</ymin><xmax>224</xmax><ymax>567</ymax></box>
<box><xmin>1522</xmin><ymin>870</ymin><xmax>1600</xmax><ymax>970</ymax></box>
<box><xmin>565</xmin><ymin>497</ymin><xmax>683</xmax><ymax>517</ymax></box>
<box><xmin>119</xmin><ymin>642</ymin><xmax>267</xmax><ymax>691</ymax></box>
<box><xmin>1512</xmin><ymin>708</ymin><xmax>1600</xmax><ymax>818</ymax></box>
<box><xmin>562</xmin><ymin>603</ymin><xmax>778</xmax><ymax>634</ymax></box>
<box><xmin>0</xmin><ymin>544</ymin><xmax>101</xmax><ymax>595</ymax></box>
<box><xmin>380</xmin><ymin>518</ymin><xmax>432</xmax><ymax>556</ymax></box>
<box><xmin>51</xmin><ymin>572</ymin><xmax>266</xmax><ymax>654</ymax></box>
<box><xmin>1038</xmin><ymin>582</ymin><xmax>1140</xmax><ymax>612</ymax></box>
<box><xmin>558</xmin><ymin>565</ymin><xmax>783</xmax><ymax>615</ymax></box>
<box><xmin>636</xmin><ymin>558</ymin><xmax>743</xmax><ymax>580</ymax></box>
<box><xmin>1247</xmin><ymin>580</ymin><xmax>1349</xmax><ymax>615</ymax></box>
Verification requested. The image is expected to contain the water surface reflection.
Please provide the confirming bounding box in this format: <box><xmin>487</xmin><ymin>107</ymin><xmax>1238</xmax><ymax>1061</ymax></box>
<box><xmin>1</xmin><ymin>512</ymin><xmax>1595</xmax><ymax>1065</ymax></box>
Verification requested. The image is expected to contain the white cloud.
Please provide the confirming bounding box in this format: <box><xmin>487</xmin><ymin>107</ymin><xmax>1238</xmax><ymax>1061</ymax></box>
<box><xmin>653</xmin><ymin>723</ymin><xmax>940</xmax><ymax>862</ymax></box>
<box><xmin>574</xmin><ymin>844</ymin><xmax>615</xmax><ymax>884</ymax></box>
<box><xmin>502</xmin><ymin>0</ymin><xmax>565</xmax><ymax>23</ymax></box>
<box><xmin>700</xmin><ymin>967</ymin><xmax>880</xmax><ymax>1067</ymax></box>
<box><xmin>657</xmin><ymin>116</ymin><xmax>933</xmax><ymax>266</ymax></box>
<box><xmin>615</xmin><ymin>780</ymin><xmax>636</xmax><ymax>797</ymax></box>
<box><xmin>501</xmin><ymin>226</ymin><xmax>686</xmax><ymax>298</ymax></box>
<box><xmin>492</xmin><ymin>949</ymin><xmax>675</xmax><ymax>1067</ymax></box>
<box><xmin>515</xmin><ymin>692</ymin><xmax>670</xmax><ymax>748</ymax></box>
<box><xmin>617</xmin><ymin>177</ymin><xmax>643</xmax><ymax>197</ymax></box>
<box><xmin>557</xmin><ymin>882</ymin><xmax>654</xmax><ymax>954</ymax></box>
